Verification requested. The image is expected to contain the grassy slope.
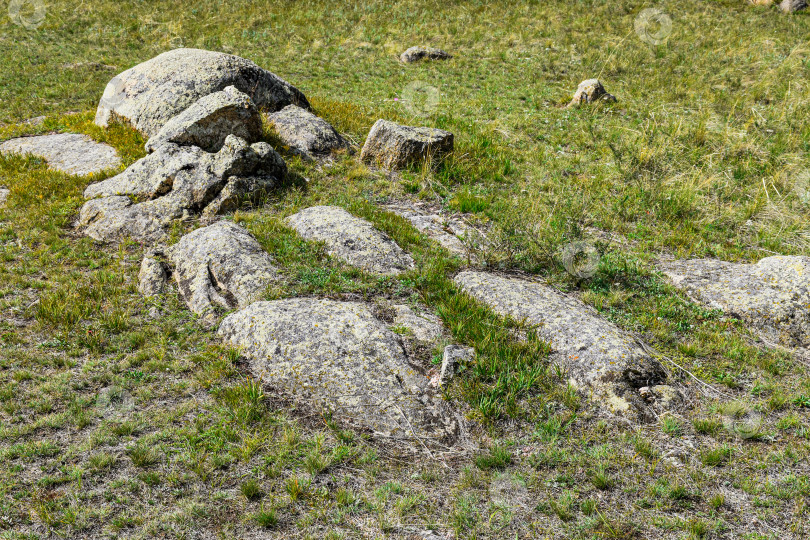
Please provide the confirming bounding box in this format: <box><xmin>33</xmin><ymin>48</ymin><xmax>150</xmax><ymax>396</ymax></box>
<box><xmin>1</xmin><ymin>0</ymin><xmax>809</xmax><ymax>538</ymax></box>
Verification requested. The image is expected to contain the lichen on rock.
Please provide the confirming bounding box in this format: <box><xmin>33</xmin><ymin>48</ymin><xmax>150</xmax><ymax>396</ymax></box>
<box><xmin>360</xmin><ymin>120</ymin><xmax>453</xmax><ymax>171</ymax></box>
<box><xmin>0</xmin><ymin>133</ymin><xmax>121</xmax><ymax>176</ymax></box>
<box><xmin>266</xmin><ymin>104</ymin><xmax>350</xmax><ymax>159</ymax></box>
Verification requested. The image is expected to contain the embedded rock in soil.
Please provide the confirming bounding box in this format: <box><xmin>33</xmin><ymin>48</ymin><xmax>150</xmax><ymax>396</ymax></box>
<box><xmin>169</xmin><ymin>220</ymin><xmax>278</xmax><ymax>319</ymax></box>
<box><xmin>0</xmin><ymin>187</ymin><xmax>9</xmax><ymax>207</ymax></box>
<box><xmin>80</xmin><ymin>135</ymin><xmax>285</xmax><ymax>243</ymax></box>
<box><xmin>399</xmin><ymin>46</ymin><xmax>452</xmax><ymax>63</ymax></box>
<box><xmin>266</xmin><ymin>104</ymin><xmax>350</xmax><ymax>158</ymax></box>
<box><xmin>454</xmin><ymin>271</ymin><xmax>666</xmax><ymax>415</ymax></box>
<box><xmin>95</xmin><ymin>48</ymin><xmax>309</xmax><ymax>137</ymax></box>
<box><xmin>286</xmin><ymin>206</ymin><xmax>415</xmax><ymax>275</ymax></box>
<box><xmin>392</xmin><ymin>304</ymin><xmax>443</xmax><ymax>342</ymax></box>
<box><xmin>567</xmin><ymin>79</ymin><xmax>616</xmax><ymax>107</ymax></box>
<box><xmin>780</xmin><ymin>0</ymin><xmax>807</xmax><ymax>12</ymax></box>
<box><xmin>138</xmin><ymin>256</ymin><xmax>169</xmax><ymax>297</ymax></box>
<box><xmin>659</xmin><ymin>256</ymin><xmax>810</xmax><ymax>351</ymax></box>
<box><xmin>386</xmin><ymin>202</ymin><xmax>473</xmax><ymax>256</ymax></box>
<box><xmin>145</xmin><ymin>85</ymin><xmax>262</xmax><ymax>153</ymax></box>
<box><xmin>360</xmin><ymin>120</ymin><xmax>453</xmax><ymax>171</ymax></box>
<box><xmin>218</xmin><ymin>298</ymin><xmax>460</xmax><ymax>444</ymax></box>
<box><xmin>434</xmin><ymin>345</ymin><xmax>474</xmax><ymax>388</ymax></box>
<box><xmin>0</xmin><ymin>133</ymin><xmax>121</xmax><ymax>176</ymax></box>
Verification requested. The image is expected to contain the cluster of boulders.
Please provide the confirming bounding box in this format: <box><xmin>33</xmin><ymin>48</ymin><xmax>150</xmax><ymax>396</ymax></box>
<box><xmin>12</xmin><ymin>44</ymin><xmax>810</xmax><ymax>448</ymax></box>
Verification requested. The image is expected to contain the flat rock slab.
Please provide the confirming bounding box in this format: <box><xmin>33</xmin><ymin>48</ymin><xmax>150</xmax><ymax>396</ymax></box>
<box><xmin>267</xmin><ymin>105</ymin><xmax>349</xmax><ymax>158</ymax></box>
<box><xmin>95</xmin><ymin>48</ymin><xmax>309</xmax><ymax>138</ymax></box>
<box><xmin>386</xmin><ymin>202</ymin><xmax>472</xmax><ymax>256</ymax></box>
<box><xmin>400</xmin><ymin>46</ymin><xmax>452</xmax><ymax>63</ymax></box>
<box><xmin>218</xmin><ymin>298</ymin><xmax>459</xmax><ymax>444</ymax></box>
<box><xmin>393</xmin><ymin>304</ymin><xmax>443</xmax><ymax>342</ymax></box>
<box><xmin>360</xmin><ymin>120</ymin><xmax>453</xmax><ymax>171</ymax></box>
<box><xmin>660</xmin><ymin>256</ymin><xmax>810</xmax><ymax>350</ymax></box>
<box><xmin>454</xmin><ymin>271</ymin><xmax>666</xmax><ymax>414</ymax></box>
<box><xmin>169</xmin><ymin>221</ymin><xmax>278</xmax><ymax>319</ymax></box>
<box><xmin>145</xmin><ymin>85</ymin><xmax>262</xmax><ymax>153</ymax></box>
<box><xmin>286</xmin><ymin>206</ymin><xmax>415</xmax><ymax>275</ymax></box>
<box><xmin>0</xmin><ymin>134</ymin><xmax>121</xmax><ymax>176</ymax></box>
<box><xmin>80</xmin><ymin>135</ymin><xmax>285</xmax><ymax>243</ymax></box>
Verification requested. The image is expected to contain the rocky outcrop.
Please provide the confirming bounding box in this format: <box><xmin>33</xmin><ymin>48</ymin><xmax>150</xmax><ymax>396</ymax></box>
<box><xmin>218</xmin><ymin>298</ymin><xmax>460</xmax><ymax>444</ymax></box>
<box><xmin>567</xmin><ymin>79</ymin><xmax>616</xmax><ymax>107</ymax></box>
<box><xmin>660</xmin><ymin>256</ymin><xmax>810</xmax><ymax>351</ymax></box>
<box><xmin>400</xmin><ymin>46</ymin><xmax>452</xmax><ymax>63</ymax></box>
<box><xmin>392</xmin><ymin>304</ymin><xmax>443</xmax><ymax>342</ymax></box>
<box><xmin>0</xmin><ymin>133</ymin><xmax>121</xmax><ymax>176</ymax></box>
<box><xmin>169</xmin><ymin>221</ymin><xmax>278</xmax><ymax>320</ymax></box>
<box><xmin>454</xmin><ymin>271</ymin><xmax>666</xmax><ymax>415</ymax></box>
<box><xmin>138</xmin><ymin>256</ymin><xmax>169</xmax><ymax>297</ymax></box>
<box><xmin>95</xmin><ymin>48</ymin><xmax>309</xmax><ymax>137</ymax></box>
<box><xmin>386</xmin><ymin>202</ymin><xmax>473</xmax><ymax>256</ymax></box>
<box><xmin>267</xmin><ymin>105</ymin><xmax>349</xmax><ymax>159</ymax></box>
<box><xmin>80</xmin><ymin>135</ymin><xmax>285</xmax><ymax>243</ymax></box>
<box><xmin>144</xmin><ymin>86</ymin><xmax>262</xmax><ymax>153</ymax></box>
<box><xmin>286</xmin><ymin>206</ymin><xmax>415</xmax><ymax>275</ymax></box>
<box><xmin>360</xmin><ymin>120</ymin><xmax>453</xmax><ymax>170</ymax></box>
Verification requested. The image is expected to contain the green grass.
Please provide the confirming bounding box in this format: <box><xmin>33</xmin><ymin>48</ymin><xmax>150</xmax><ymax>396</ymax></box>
<box><xmin>1</xmin><ymin>0</ymin><xmax>809</xmax><ymax>537</ymax></box>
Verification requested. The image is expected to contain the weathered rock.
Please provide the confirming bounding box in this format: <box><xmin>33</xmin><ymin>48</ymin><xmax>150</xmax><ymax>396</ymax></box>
<box><xmin>0</xmin><ymin>133</ymin><xmax>121</xmax><ymax>176</ymax></box>
<box><xmin>218</xmin><ymin>298</ymin><xmax>459</xmax><ymax>444</ymax></box>
<box><xmin>138</xmin><ymin>257</ymin><xmax>168</xmax><ymax>297</ymax></box>
<box><xmin>201</xmin><ymin>175</ymin><xmax>278</xmax><ymax>218</ymax></box>
<box><xmin>145</xmin><ymin>86</ymin><xmax>262</xmax><ymax>153</ymax></box>
<box><xmin>360</xmin><ymin>120</ymin><xmax>453</xmax><ymax>170</ymax></box>
<box><xmin>393</xmin><ymin>304</ymin><xmax>443</xmax><ymax>342</ymax></box>
<box><xmin>780</xmin><ymin>0</ymin><xmax>807</xmax><ymax>12</ymax></box>
<box><xmin>567</xmin><ymin>79</ymin><xmax>617</xmax><ymax>107</ymax></box>
<box><xmin>435</xmin><ymin>345</ymin><xmax>474</xmax><ymax>388</ymax></box>
<box><xmin>267</xmin><ymin>105</ymin><xmax>349</xmax><ymax>158</ymax></box>
<box><xmin>286</xmin><ymin>206</ymin><xmax>415</xmax><ymax>275</ymax></box>
<box><xmin>454</xmin><ymin>271</ymin><xmax>666</xmax><ymax>414</ymax></box>
<box><xmin>386</xmin><ymin>202</ymin><xmax>473</xmax><ymax>256</ymax></box>
<box><xmin>0</xmin><ymin>187</ymin><xmax>9</xmax><ymax>207</ymax></box>
<box><xmin>169</xmin><ymin>221</ymin><xmax>278</xmax><ymax>319</ymax></box>
<box><xmin>80</xmin><ymin>136</ymin><xmax>285</xmax><ymax>243</ymax></box>
<box><xmin>399</xmin><ymin>46</ymin><xmax>452</xmax><ymax>63</ymax></box>
<box><xmin>95</xmin><ymin>48</ymin><xmax>309</xmax><ymax>137</ymax></box>
<box><xmin>660</xmin><ymin>256</ymin><xmax>810</xmax><ymax>351</ymax></box>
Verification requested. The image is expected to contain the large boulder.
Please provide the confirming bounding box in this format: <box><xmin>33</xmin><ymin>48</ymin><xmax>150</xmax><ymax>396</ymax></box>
<box><xmin>145</xmin><ymin>85</ymin><xmax>262</xmax><ymax>153</ymax></box>
<box><xmin>218</xmin><ymin>298</ymin><xmax>460</xmax><ymax>444</ymax></box>
<box><xmin>266</xmin><ymin>105</ymin><xmax>349</xmax><ymax>159</ymax></box>
<box><xmin>0</xmin><ymin>133</ymin><xmax>121</xmax><ymax>176</ymax></box>
<box><xmin>80</xmin><ymin>135</ymin><xmax>285</xmax><ymax>243</ymax></box>
<box><xmin>454</xmin><ymin>271</ymin><xmax>666</xmax><ymax>415</ymax></box>
<box><xmin>286</xmin><ymin>206</ymin><xmax>415</xmax><ymax>275</ymax></box>
<box><xmin>399</xmin><ymin>46</ymin><xmax>452</xmax><ymax>64</ymax></box>
<box><xmin>660</xmin><ymin>256</ymin><xmax>810</xmax><ymax>350</ymax></box>
<box><xmin>169</xmin><ymin>221</ymin><xmax>278</xmax><ymax>320</ymax></box>
<box><xmin>95</xmin><ymin>48</ymin><xmax>309</xmax><ymax>137</ymax></box>
<box><xmin>360</xmin><ymin>120</ymin><xmax>453</xmax><ymax>170</ymax></box>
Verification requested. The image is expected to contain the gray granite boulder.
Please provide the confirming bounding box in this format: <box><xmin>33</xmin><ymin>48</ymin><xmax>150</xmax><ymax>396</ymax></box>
<box><xmin>660</xmin><ymin>256</ymin><xmax>810</xmax><ymax>351</ymax></box>
<box><xmin>169</xmin><ymin>221</ymin><xmax>278</xmax><ymax>320</ymax></box>
<box><xmin>267</xmin><ymin>105</ymin><xmax>349</xmax><ymax>158</ymax></box>
<box><xmin>568</xmin><ymin>79</ymin><xmax>616</xmax><ymax>107</ymax></box>
<box><xmin>95</xmin><ymin>48</ymin><xmax>309</xmax><ymax>138</ymax></box>
<box><xmin>144</xmin><ymin>85</ymin><xmax>262</xmax><ymax>153</ymax></box>
<box><xmin>286</xmin><ymin>206</ymin><xmax>415</xmax><ymax>275</ymax></box>
<box><xmin>454</xmin><ymin>271</ymin><xmax>666</xmax><ymax>415</ymax></box>
<box><xmin>80</xmin><ymin>136</ymin><xmax>285</xmax><ymax>243</ymax></box>
<box><xmin>360</xmin><ymin>120</ymin><xmax>453</xmax><ymax>170</ymax></box>
<box><xmin>0</xmin><ymin>133</ymin><xmax>121</xmax><ymax>176</ymax></box>
<box><xmin>400</xmin><ymin>46</ymin><xmax>452</xmax><ymax>63</ymax></box>
<box><xmin>780</xmin><ymin>0</ymin><xmax>807</xmax><ymax>12</ymax></box>
<box><xmin>218</xmin><ymin>298</ymin><xmax>460</xmax><ymax>444</ymax></box>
